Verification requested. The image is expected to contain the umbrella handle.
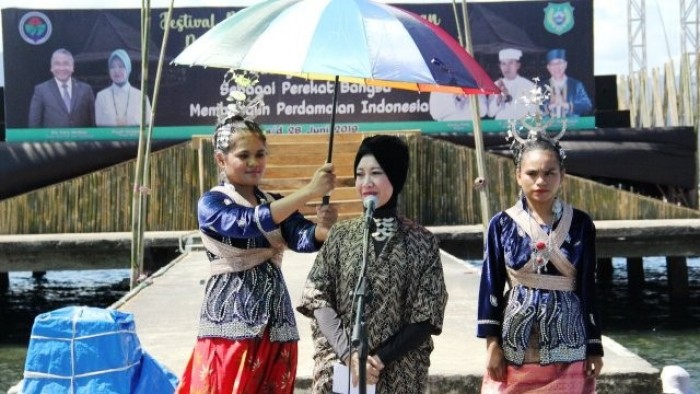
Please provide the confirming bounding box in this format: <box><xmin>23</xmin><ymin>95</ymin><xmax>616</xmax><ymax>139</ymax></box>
<box><xmin>322</xmin><ymin>76</ymin><xmax>340</xmax><ymax>207</ymax></box>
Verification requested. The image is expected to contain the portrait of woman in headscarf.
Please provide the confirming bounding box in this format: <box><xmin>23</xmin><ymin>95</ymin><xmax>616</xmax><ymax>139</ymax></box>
<box><xmin>94</xmin><ymin>49</ymin><xmax>152</xmax><ymax>127</ymax></box>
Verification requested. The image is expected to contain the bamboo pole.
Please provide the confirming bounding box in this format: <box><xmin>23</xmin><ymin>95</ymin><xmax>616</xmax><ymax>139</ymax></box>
<box><xmin>198</xmin><ymin>138</ymin><xmax>206</xmax><ymax>196</ymax></box>
<box><xmin>679</xmin><ymin>54</ymin><xmax>692</xmax><ymax>126</ymax></box>
<box><xmin>639</xmin><ymin>70</ymin><xmax>652</xmax><ymax>128</ymax></box>
<box><xmin>450</xmin><ymin>0</ymin><xmax>464</xmax><ymax>48</ymax></box>
<box><xmin>650</xmin><ymin>67</ymin><xmax>664</xmax><ymax>127</ymax></box>
<box><xmin>460</xmin><ymin>0</ymin><xmax>491</xmax><ymax>229</ymax></box>
<box><xmin>130</xmin><ymin>0</ymin><xmax>175</xmax><ymax>289</ymax></box>
<box><xmin>617</xmin><ymin>75</ymin><xmax>629</xmax><ymax>111</ymax></box>
<box><xmin>130</xmin><ymin>0</ymin><xmax>151</xmax><ymax>289</ymax></box>
<box><xmin>696</xmin><ymin>55</ymin><xmax>700</xmax><ymax>208</ymax></box>
<box><xmin>665</xmin><ymin>61</ymin><xmax>679</xmax><ymax>127</ymax></box>
<box><xmin>628</xmin><ymin>74</ymin><xmax>638</xmax><ymax>127</ymax></box>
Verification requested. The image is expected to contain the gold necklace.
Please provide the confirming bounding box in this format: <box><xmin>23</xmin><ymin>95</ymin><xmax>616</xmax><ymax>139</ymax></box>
<box><xmin>111</xmin><ymin>85</ymin><xmax>130</xmax><ymax>126</ymax></box>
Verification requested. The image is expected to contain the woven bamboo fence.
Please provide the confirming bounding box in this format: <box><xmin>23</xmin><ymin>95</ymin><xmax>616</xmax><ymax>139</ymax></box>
<box><xmin>0</xmin><ymin>141</ymin><xmax>201</xmax><ymax>234</ymax></box>
<box><xmin>0</xmin><ymin>134</ymin><xmax>698</xmax><ymax>235</ymax></box>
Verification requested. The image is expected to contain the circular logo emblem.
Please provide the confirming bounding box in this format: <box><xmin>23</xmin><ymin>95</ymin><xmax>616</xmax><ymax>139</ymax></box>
<box><xmin>19</xmin><ymin>12</ymin><xmax>53</xmax><ymax>45</ymax></box>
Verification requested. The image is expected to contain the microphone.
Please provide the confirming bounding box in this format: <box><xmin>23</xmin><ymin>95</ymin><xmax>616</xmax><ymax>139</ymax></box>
<box><xmin>363</xmin><ymin>195</ymin><xmax>378</xmax><ymax>221</ymax></box>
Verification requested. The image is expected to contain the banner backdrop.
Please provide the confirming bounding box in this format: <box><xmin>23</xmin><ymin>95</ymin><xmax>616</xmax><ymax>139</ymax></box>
<box><xmin>2</xmin><ymin>1</ymin><xmax>593</xmax><ymax>141</ymax></box>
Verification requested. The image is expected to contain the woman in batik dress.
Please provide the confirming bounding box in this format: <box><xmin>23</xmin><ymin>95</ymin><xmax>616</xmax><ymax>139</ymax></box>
<box><xmin>477</xmin><ymin>131</ymin><xmax>604</xmax><ymax>393</ymax></box>
<box><xmin>297</xmin><ymin>135</ymin><xmax>448</xmax><ymax>394</ymax></box>
<box><xmin>176</xmin><ymin>116</ymin><xmax>337</xmax><ymax>394</ymax></box>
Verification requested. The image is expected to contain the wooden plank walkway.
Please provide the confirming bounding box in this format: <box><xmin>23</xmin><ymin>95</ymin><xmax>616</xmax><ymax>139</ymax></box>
<box><xmin>115</xmin><ymin>249</ymin><xmax>660</xmax><ymax>393</ymax></box>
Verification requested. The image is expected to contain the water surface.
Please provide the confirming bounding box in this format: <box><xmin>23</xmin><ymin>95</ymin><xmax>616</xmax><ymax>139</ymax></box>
<box><xmin>1</xmin><ymin>259</ymin><xmax>698</xmax><ymax>392</ymax></box>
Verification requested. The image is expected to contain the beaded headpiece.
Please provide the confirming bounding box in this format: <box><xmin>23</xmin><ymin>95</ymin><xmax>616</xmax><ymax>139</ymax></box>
<box><xmin>507</xmin><ymin>78</ymin><xmax>567</xmax><ymax>167</ymax></box>
<box><xmin>213</xmin><ymin>69</ymin><xmax>266</xmax><ymax>152</ymax></box>
<box><xmin>213</xmin><ymin>116</ymin><xmax>265</xmax><ymax>153</ymax></box>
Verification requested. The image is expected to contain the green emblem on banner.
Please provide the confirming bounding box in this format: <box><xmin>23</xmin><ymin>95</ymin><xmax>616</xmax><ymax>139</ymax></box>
<box><xmin>543</xmin><ymin>2</ymin><xmax>575</xmax><ymax>36</ymax></box>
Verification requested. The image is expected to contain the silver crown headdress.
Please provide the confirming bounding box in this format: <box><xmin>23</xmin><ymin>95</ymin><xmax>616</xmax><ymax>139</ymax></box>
<box><xmin>506</xmin><ymin>78</ymin><xmax>567</xmax><ymax>163</ymax></box>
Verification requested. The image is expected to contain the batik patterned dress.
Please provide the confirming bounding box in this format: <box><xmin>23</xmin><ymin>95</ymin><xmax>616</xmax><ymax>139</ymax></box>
<box><xmin>298</xmin><ymin>216</ymin><xmax>448</xmax><ymax>394</ymax></box>
<box><xmin>177</xmin><ymin>184</ymin><xmax>320</xmax><ymax>394</ymax></box>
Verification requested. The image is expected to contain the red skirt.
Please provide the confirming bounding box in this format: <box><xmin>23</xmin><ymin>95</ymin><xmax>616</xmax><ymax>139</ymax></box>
<box><xmin>481</xmin><ymin>361</ymin><xmax>596</xmax><ymax>394</ymax></box>
<box><xmin>176</xmin><ymin>331</ymin><xmax>297</xmax><ymax>394</ymax></box>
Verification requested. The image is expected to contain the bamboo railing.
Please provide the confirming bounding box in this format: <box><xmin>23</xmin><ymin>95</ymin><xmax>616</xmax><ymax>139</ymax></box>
<box><xmin>0</xmin><ymin>134</ymin><xmax>697</xmax><ymax>235</ymax></box>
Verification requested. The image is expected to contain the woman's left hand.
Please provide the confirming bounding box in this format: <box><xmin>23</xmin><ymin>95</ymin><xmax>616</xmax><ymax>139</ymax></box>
<box><xmin>316</xmin><ymin>204</ymin><xmax>338</xmax><ymax>228</ymax></box>
<box><xmin>585</xmin><ymin>355</ymin><xmax>603</xmax><ymax>378</ymax></box>
<box><xmin>314</xmin><ymin>204</ymin><xmax>338</xmax><ymax>241</ymax></box>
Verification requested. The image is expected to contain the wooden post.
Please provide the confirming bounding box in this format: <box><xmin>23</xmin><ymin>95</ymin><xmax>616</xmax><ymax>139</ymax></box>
<box><xmin>626</xmin><ymin>257</ymin><xmax>645</xmax><ymax>298</ymax></box>
<box><xmin>32</xmin><ymin>271</ymin><xmax>46</xmax><ymax>281</ymax></box>
<box><xmin>666</xmin><ymin>256</ymin><xmax>690</xmax><ymax>307</ymax></box>
<box><xmin>0</xmin><ymin>273</ymin><xmax>8</xmax><ymax>292</ymax></box>
<box><xmin>597</xmin><ymin>257</ymin><xmax>613</xmax><ymax>288</ymax></box>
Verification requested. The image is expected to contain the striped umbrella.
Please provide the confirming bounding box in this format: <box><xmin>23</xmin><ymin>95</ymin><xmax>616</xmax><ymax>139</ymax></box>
<box><xmin>174</xmin><ymin>0</ymin><xmax>499</xmax><ymax>170</ymax></box>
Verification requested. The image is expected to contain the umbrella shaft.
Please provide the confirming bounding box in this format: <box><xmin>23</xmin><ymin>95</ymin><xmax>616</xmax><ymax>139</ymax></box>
<box><xmin>327</xmin><ymin>75</ymin><xmax>340</xmax><ymax>164</ymax></box>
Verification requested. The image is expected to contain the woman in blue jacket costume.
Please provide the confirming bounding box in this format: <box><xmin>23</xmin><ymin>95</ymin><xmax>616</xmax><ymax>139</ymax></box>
<box><xmin>177</xmin><ymin>116</ymin><xmax>337</xmax><ymax>394</ymax></box>
<box><xmin>477</xmin><ymin>127</ymin><xmax>603</xmax><ymax>393</ymax></box>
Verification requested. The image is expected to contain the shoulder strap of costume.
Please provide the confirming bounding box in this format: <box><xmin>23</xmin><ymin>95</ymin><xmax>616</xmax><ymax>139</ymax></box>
<box><xmin>209</xmin><ymin>185</ymin><xmax>286</xmax><ymax>251</ymax></box>
<box><xmin>505</xmin><ymin>201</ymin><xmax>576</xmax><ymax>278</ymax></box>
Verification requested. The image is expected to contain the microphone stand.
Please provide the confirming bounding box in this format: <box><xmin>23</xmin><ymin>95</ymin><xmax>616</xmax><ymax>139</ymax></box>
<box><xmin>351</xmin><ymin>210</ymin><xmax>373</xmax><ymax>394</ymax></box>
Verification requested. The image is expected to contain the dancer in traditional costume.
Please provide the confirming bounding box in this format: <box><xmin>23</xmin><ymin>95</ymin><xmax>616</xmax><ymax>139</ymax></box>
<box><xmin>298</xmin><ymin>135</ymin><xmax>448</xmax><ymax>393</ymax></box>
<box><xmin>477</xmin><ymin>122</ymin><xmax>603</xmax><ymax>393</ymax></box>
<box><xmin>176</xmin><ymin>115</ymin><xmax>337</xmax><ymax>394</ymax></box>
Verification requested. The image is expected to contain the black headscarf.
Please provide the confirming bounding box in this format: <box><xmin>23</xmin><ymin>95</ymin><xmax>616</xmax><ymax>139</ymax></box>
<box><xmin>353</xmin><ymin>135</ymin><xmax>409</xmax><ymax>216</ymax></box>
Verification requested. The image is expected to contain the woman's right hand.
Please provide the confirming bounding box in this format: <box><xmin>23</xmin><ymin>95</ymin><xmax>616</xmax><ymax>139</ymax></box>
<box><xmin>305</xmin><ymin>162</ymin><xmax>336</xmax><ymax>199</ymax></box>
<box><xmin>486</xmin><ymin>338</ymin><xmax>506</xmax><ymax>382</ymax></box>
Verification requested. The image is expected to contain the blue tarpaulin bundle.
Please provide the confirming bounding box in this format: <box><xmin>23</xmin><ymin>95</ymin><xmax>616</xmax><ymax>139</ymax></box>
<box><xmin>21</xmin><ymin>306</ymin><xmax>178</xmax><ymax>394</ymax></box>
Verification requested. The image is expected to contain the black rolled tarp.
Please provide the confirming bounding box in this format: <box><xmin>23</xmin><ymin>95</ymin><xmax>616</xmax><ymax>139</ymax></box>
<box><xmin>0</xmin><ymin>140</ymin><xmax>186</xmax><ymax>200</ymax></box>
<box><xmin>433</xmin><ymin>127</ymin><xmax>697</xmax><ymax>189</ymax></box>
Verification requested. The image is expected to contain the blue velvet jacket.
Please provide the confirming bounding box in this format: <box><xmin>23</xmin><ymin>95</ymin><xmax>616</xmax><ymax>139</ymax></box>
<box><xmin>477</xmin><ymin>201</ymin><xmax>603</xmax><ymax>365</ymax></box>
<box><xmin>196</xmin><ymin>186</ymin><xmax>320</xmax><ymax>342</ymax></box>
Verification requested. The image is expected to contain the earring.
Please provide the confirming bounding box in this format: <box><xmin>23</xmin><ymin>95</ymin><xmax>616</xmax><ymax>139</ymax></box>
<box><xmin>218</xmin><ymin>170</ymin><xmax>227</xmax><ymax>184</ymax></box>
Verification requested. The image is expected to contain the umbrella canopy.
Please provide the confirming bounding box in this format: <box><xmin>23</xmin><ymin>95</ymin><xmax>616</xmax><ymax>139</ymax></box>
<box><xmin>173</xmin><ymin>0</ymin><xmax>499</xmax><ymax>95</ymax></box>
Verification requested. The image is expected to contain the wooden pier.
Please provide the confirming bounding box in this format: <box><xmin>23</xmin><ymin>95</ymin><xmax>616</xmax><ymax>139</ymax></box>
<box><xmin>115</xmin><ymin>249</ymin><xmax>660</xmax><ymax>394</ymax></box>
